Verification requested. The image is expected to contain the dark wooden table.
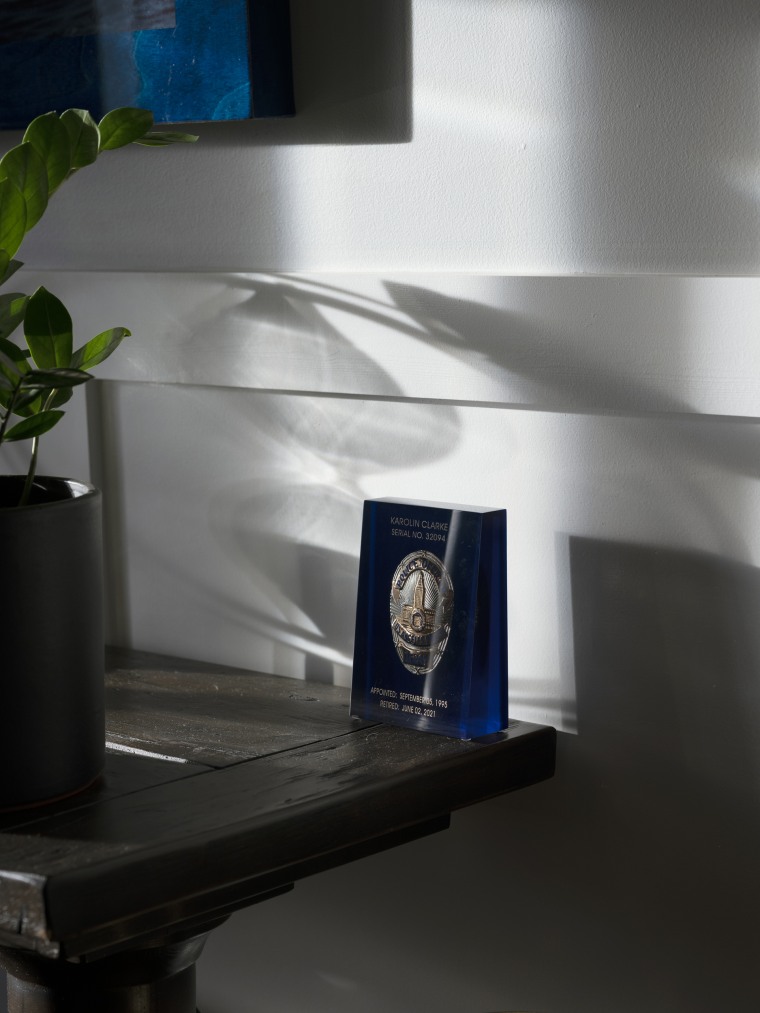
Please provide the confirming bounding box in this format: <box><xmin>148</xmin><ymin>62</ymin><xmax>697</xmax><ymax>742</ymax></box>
<box><xmin>0</xmin><ymin>647</ymin><xmax>556</xmax><ymax>1012</ymax></box>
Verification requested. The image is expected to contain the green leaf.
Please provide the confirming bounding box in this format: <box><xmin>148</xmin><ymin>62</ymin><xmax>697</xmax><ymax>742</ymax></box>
<box><xmin>71</xmin><ymin>326</ymin><xmax>130</xmax><ymax>370</ymax></box>
<box><xmin>0</xmin><ymin>293</ymin><xmax>28</xmax><ymax>341</ymax></box>
<box><xmin>23</xmin><ymin>111</ymin><xmax>72</xmax><ymax>193</ymax></box>
<box><xmin>0</xmin><ymin>254</ymin><xmax>23</xmax><ymax>286</ymax></box>
<box><xmin>7</xmin><ymin>388</ymin><xmax>43</xmax><ymax>416</ymax></box>
<box><xmin>0</xmin><ymin>335</ymin><xmax>28</xmax><ymax>366</ymax></box>
<box><xmin>0</xmin><ymin>348</ymin><xmax>23</xmax><ymax>410</ymax></box>
<box><xmin>24</xmin><ymin>287</ymin><xmax>73</xmax><ymax>369</ymax></box>
<box><xmin>60</xmin><ymin>109</ymin><xmax>100</xmax><ymax>169</ymax></box>
<box><xmin>99</xmin><ymin>108</ymin><xmax>154</xmax><ymax>150</ymax></box>
<box><xmin>0</xmin><ymin>346</ymin><xmax>24</xmax><ymax>384</ymax></box>
<box><xmin>0</xmin><ymin>177</ymin><xmax>27</xmax><ymax>258</ymax></box>
<box><xmin>0</xmin><ymin>344</ymin><xmax>22</xmax><ymax>379</ymax></box>
<box><xmin>21</xmin><ymin>367</ymin><xmax>92</xmax><ymax>389</ymax></box>
<box><xmin>47</xmin><ymin>386</ymin><xmax>73</xmax><ymax>411</ymax></box>
<box><xmin>134</xmin><ymin>131</ymin><xmax>200</xmax><ymax>146</ymax></box>
<box><xmin>0</xmin><ymin>141</ymin><xmax>49</xmax><ymax>230</ymax></box>
<box><xmin>3</xmin><ymin>409</ymin><xmax>64</xmax><ymax>442</ymax></box>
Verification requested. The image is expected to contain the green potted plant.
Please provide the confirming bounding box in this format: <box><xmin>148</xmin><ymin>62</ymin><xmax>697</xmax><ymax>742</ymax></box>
<box><xmin>0</xmin><ymin>108</ymin><xmax>197</xmax><ymax>809</ymax></box>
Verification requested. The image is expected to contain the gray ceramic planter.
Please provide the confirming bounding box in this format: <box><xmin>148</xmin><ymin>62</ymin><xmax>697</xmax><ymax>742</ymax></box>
<box><xmin>0</xmin><ymin>476</ymin><xmax>105</xmax><ymax>810</ymax></box>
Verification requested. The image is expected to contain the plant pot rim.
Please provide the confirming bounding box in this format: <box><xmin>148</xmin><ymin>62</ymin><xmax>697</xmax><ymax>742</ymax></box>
<box><xmin>0</xmin><ymin>475</ymin><xmax>99</xmax><ymax>511</ymax></box>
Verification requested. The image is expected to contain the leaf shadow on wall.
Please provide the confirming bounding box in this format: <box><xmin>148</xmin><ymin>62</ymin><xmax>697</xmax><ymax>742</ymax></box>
<box><xmin>140</xmin><ymin>278</ymin><xmax>471</xmax><ymax>688</ymax></box>
<box><xmin>382</xmin><ymin>279</ymin><xmax>691</xmax><ymax>415</ymax></box>
<box><xmin>170</xmin><ymin>274</ymin><xmax>714</xmax><ymax>417</ymax></box>
<box><xmin>203</xmin><ymin>396</ymin><xmax>464</xmax><ymax>684</ymax></box>
<box><xmin>183</xmin><ymin>276</ymin><xmax>760</xmax><ymax>678</ymax></box>
<box><xmin>93</xmin><ymin>276</ymin><xmax>760</xmax><ymax>718</ymax></box>
<box><xmin>90</xmin><ymin>390</ymin><xmax>465</xmax><ymax>688</ymax></box>
<box><xmin>170</xmin><ymin>273</ymin><xmax>440</xmax><ymax>393</ymax></box>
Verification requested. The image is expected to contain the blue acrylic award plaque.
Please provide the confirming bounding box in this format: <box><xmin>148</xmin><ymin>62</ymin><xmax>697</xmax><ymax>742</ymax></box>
<box><xmin>351</xmin><ymin>499</ymin><xmax>507</xmax><ymax>739</ymax></box>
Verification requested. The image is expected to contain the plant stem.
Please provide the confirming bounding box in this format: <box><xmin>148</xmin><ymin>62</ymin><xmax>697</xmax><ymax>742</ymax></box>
<box><xmin>18</xmin><ymin>390</ymin><xmax>55</xmax><ymax>508</ymax></box>
<box><xmin>19</xmin><ymin>435</ymin><xmax>40</xmax><ymax>507</ymax></box>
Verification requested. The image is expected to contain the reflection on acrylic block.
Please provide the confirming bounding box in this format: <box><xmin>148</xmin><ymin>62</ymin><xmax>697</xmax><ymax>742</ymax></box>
<box><xmin>351</xmin><ymin>499</ymin><xmax>508</xmax><ymax>740</ymax></box>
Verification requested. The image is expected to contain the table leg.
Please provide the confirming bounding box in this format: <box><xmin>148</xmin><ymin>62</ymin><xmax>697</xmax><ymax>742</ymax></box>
<box><xmin>0</xmin><ymin>928</ymin><xmax>211</xmax><ymax>1013</ymax></box>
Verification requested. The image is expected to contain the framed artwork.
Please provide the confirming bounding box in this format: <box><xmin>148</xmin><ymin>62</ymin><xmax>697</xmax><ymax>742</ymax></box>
<box><xmin>0</xmin><ymin>0</ymin><xmax>294</xmax><ymax>129</ymax></box>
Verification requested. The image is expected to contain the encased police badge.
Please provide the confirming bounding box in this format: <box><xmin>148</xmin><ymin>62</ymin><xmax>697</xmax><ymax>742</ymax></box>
<box><xmin>390</xmin><ymin>551</ymin><xmax>454</xmax><ymax>674</ymax></box>
<box><xmin>351</xmin><ymin>498</ymin><xmax>508</xmax><ymax>739</ymax></box>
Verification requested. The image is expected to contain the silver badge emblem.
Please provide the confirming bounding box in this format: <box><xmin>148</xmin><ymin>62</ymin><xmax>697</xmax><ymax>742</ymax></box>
<box><xmin>390</xmin><ymin>551</ymin><xmax>454</xmax><ymax>674</ymax></box>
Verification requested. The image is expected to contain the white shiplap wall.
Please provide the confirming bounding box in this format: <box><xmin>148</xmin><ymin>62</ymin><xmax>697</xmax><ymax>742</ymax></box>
<box><xmin>14</xmin><ymin>272</ymin><xmax>760</xmax><ymax>416</ymax></box>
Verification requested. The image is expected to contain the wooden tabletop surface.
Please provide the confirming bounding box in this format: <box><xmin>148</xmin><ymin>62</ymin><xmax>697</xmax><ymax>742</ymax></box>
<box><xmin>0</xmin><ymin>647</ymin><xmax>556</xmax><ymax>962</ymax></box>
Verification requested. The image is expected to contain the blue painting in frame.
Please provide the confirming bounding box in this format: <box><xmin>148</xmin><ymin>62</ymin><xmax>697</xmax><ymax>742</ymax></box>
<box><xmin>0</xmin><ymin>0</ymin><xmax>294</xmax><ymax>128</ymax></box>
